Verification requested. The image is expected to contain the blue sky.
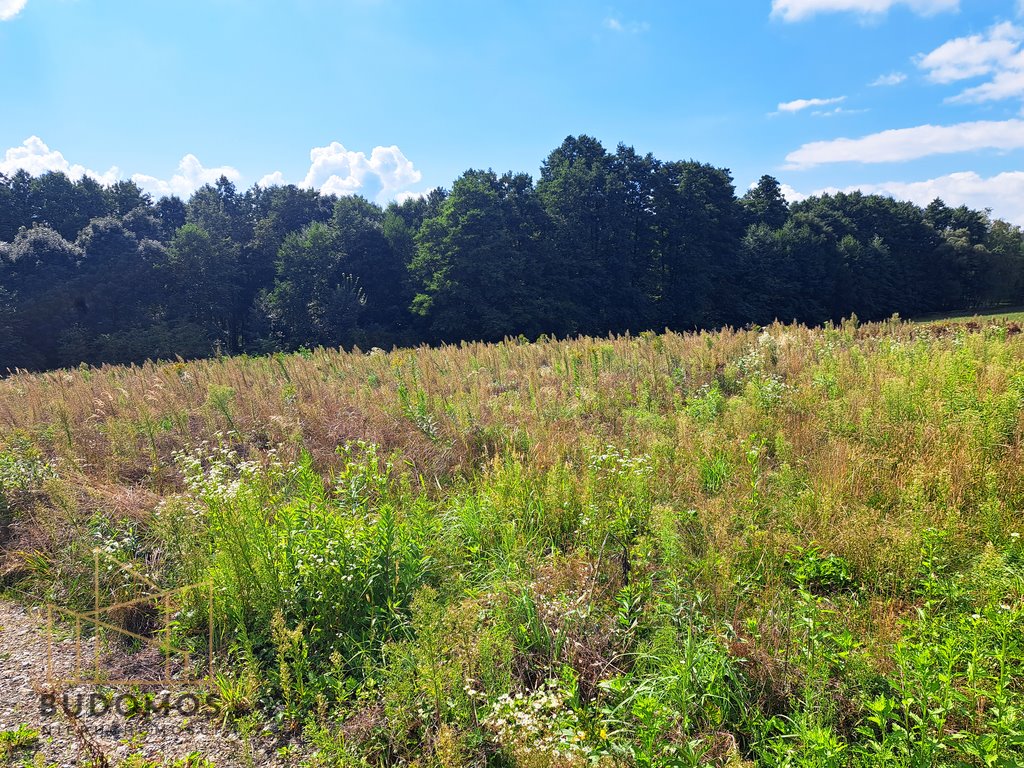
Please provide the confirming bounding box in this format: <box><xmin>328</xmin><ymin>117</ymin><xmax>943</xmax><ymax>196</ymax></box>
<box><xmin>2</xmin><ymin>0</ymin><xmax>1024</xmax><ymax>221</ymax></box>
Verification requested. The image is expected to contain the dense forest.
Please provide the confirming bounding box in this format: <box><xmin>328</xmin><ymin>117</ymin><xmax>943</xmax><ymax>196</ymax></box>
<box><xmin>1</xmin><ymin>134</ymin><xmax>1022</xmax><ymax>372</ymax></box>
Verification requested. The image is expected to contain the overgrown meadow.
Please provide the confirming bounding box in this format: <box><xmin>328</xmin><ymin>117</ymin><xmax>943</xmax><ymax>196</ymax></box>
<box><xmin>1</xmin><ymin>318</ymin><xmax>1023</xmax><ymax>767</ymax></box>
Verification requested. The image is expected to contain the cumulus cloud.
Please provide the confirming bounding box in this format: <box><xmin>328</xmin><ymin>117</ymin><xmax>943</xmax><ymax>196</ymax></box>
<box><xmin>0</xmin><ymin>0</ymin><xmax>27</xmax><ymax>21</ymax></box>
<box><xmin>0</xmin><ymin>136</ymin><xmax>238</xmax><ymax>199</ymax></box>
<box><xmin>771</xmin><ymin>0</ymin><xmax>958</xmax><ymax>22</ymax></box>
<box><xmin>777</xmin><ymin>96</ymin><xmax>846</xmax><ymax>113</ymax></box>
<box><xmin>288</xmin><ymin>141</ymin><xmax>422</xmax><ymax>202</ymax></box>
<box><xmin>870</xmin><ymin>72</ymin><xmax>907</xmax><ymax>86</ymax></box>
<box><xmin>131</xmin><ymin>155</ymin><xmax>241</xmax><ymax>199</ymax></box>
<box><xmin>779</xmin><ymin>183</ymin><xmax>808</xmax><ymax>203</ymax></box>
<box><xmin>784</xmin><ymin>119</ymin><xmax>1024</xmax><ymax>168</ymax></box>
<box><xmin>0</xmin><ymin>136</ymin><xmax>119</xmax><ymax>185</ymax></box>
<box><xmin>806</xmin><ymin>170</ymin><xmax>1024</xmax><ymax>225</ymax></box>
<box><xmin>1</xmin><ymin>137</ymin><xmax>425</xmax><ymax>203</ymax></box>
<box><xmin>255</xmin><ymin>142</ymin><xmax>424</xmax><ymax>202</ymax></box>
<box><xmin>256</xmin><ymin>171</ymin><xmax>287</xmax><ymax>189</ymax></box>
<box><xmin>953</xmin><ymin>69</ymin><xmax>1024</xmax><ymax>103</ymax></box>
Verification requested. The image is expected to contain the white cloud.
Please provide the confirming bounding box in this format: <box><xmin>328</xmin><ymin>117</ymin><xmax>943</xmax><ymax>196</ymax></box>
<box><xmin>771</xmin><ymin>0</ymin><xmax>958</xmax><ymax>22</ymax></box>
<box><xmin>0</xmin><ymin>137</ymin><xmax>425</xmax><ymax>203</ymax></box>
<box><xmin>603</xmin><ymin>16</ymin><xmax>649</xmax><ymax>33</ymax></box>
<box><xmin>916</xmin><ymin>22</ymin><xmax>1024</xmax><ymax>104</ymax></box>
<box><xmin>870</xmin><ymin>71</ymin><xmax>907</xmax><ymax>86</ymax></box>
<box><xmin>0</xmin><ymin>136</ymin><xmax>237</xmax><ymax>199</ymax></box>
<box><xmin>394</xmin><ymin>187</ymin><xmax>437</xmax><ymax>204</ymax></box>
<box><xmin>131</xmin><ymin>155</ymin><xmax>241</xmax><ymax>199</ymax></box>
<box><xmin>256</xmin><ymin>171</ymin><xmax>287</xmax><ymax>188</ymax></box>
<box><xmin>812</xmin><ymin>106</ymin><xmax>869</xmax><ymax>117</ymax></box>
<box><xmin>777</xmin><ymin>96</ymin><xmax>846</xmax><ymax>113</ymax></box>
<box><xmin>807</xmin><ymin>170</ymin><xmax>1024</xmax><ymax>225</ymax></box>
<box><xmin>779</xmin><ymin>183</ymin><xmax>808</xmax><ymax>203</ymax></box>
<box><xmin>917</xmin><ymin>22</ymin><xmax>1023</xmax><ymax>83</ymax></box>
<box><xmin>953</xmin><ymin>69</ymin><xmax>1024</xmax><ymax>103</ymax></box>
<box><xmin>297</xmin><ymin>141</ymin><xmax>422</xmax><ymax>202</ymax></box>
<box><xmin>253</xmin><ymin>143</ymin><xmax>424</xmax><ymax>202</ymax></box>
<box><xmin>0</xmin><ymin>136</ymin><xmax>119</xmax><ymax>185</ymax></box>
<box><xmin>0</xmin><ymin>0</ymin><xmax>26</xmax><ymax>21</ymax></box>
<box><xmin>785</xmin><ymin>119</ymin><xmax>1024</xmax><ymax>168</ymax></box>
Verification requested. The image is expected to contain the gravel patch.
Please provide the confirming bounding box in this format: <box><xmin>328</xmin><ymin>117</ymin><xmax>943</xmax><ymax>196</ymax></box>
<box><xmin>0</xmin><ymin>599</ymin><xmax>303</xmax><ymax>767</ymax></box>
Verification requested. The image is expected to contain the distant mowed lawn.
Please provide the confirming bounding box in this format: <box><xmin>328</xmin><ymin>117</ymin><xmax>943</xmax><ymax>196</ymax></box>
<box><xmin>913</xmin><ymin>304</ymin><xmax>1024</xmax><ymax>324</ymax></box>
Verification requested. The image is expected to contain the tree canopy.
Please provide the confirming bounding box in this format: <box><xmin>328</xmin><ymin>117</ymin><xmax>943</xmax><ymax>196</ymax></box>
<box><xmin>2</xmin><ymin>136</ymin><xmax>1022</xmax><ymax>372</ymax></box>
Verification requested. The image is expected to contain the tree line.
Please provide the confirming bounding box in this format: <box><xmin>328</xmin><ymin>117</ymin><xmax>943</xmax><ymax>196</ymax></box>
<box><xmin>1</xmin><ymin>134</ymin><xmax>1022</xmax><ymax>371</ymax></box>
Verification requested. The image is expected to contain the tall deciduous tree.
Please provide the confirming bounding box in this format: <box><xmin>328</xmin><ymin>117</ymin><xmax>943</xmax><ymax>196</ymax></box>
<box><xmin>412</xmin><ymin>169</ymin><xmax>550</xmax><ymax>342</ymax></box>
<box><xmin>165</xmin><ymin>223</ymin><xmax>239</xmax><ymax>354</ymax></box>
<box><xmin>1</xmin><ymin>225</ymin><xmax>84</xmax><ymax>369</ymax></box>
<box><xmin>266</xmin><ymin>222</ymin><xmax>366</xmax><ymax>349</ymax></box>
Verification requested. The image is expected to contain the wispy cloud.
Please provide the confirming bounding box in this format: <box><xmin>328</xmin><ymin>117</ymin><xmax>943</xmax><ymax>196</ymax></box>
<box><xmin>870</xmin><ymin>72</ymin><xmax>907</xmax><ymax>86</ymax></box>
<box><xmin>771</xmin><ymin>0</ymin><xmax>958</xmax><ymax>22</ymax></box>
<box><xmin>777</xmin><ymin>96</ymin><xmax>846</xmax><ymax>113</ymax></box>
<box><xmin>784</xmin><ymin>118</ymin><xmax>1024</xmax><ymax>168</ymax></box>
<box><xmin>0</xmin><ymin>0</ymin><xmax>26</xmax><ymax>21</ymax></box>
<box><xmin>603</xmin><ymin>16</ymin><xmax>649</xmax><ymax>34</ymax></box>
<box><xmin>917</xmin><ymin>22</ymin><xmax>1024</xmax><ymax>104</ymax></box>
<box><xmin>917</xmin><ymin>22</ymin><xmax>1022</xmax><ymax>83</ymax></box>
<box><xmin>812</xmin><ymin>106</ymin><xmax>869</xmax><ymax>117</ymax></box>
<box><xmin>805</xmin><ymin>170</ymin><xmax>1024</xmax><ymax>225</ymax></box>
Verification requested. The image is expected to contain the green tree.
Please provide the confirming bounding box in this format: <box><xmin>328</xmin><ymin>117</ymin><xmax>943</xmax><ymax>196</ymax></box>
<box><xmin>164</xmin><ymin>223</ymin><xmax>239</xmax><ymax>355</ymax></box>
<box><xmin>266</xmin><ymin>222</ymin><xmax>366</xmax><ymax>349</ymax></box>
<box><xmin>651</xmin><ymin>161</ymin><xmax>744</xmax><ymax>328</ymax></box>
<box><xmin>185</xmin><ymin>177</ymin><xmax>252</xmax><ymax>352</ymax></box>
<box><xmin>332</xmin><ymin>196</ymin><xmax>410</xmax><ymax>343</ymax></box>
<box><xmin>741</xmin><ymin>175</ymin><xmax>790</xmax><ymax>230</ymax></box>
<box><xmin>1</xmin><ymin>225</ymin><xmax>84</xmax><ymax>369</ymax></box>
<box><xmin>537</xmin><ymin>135</ymin><xmax>644</xmax><ymax>335</ymax></box>
<box><xmin>412</xmin><ymin>169</ymin><xmax>550</xmax><ymax>342</ymax></box>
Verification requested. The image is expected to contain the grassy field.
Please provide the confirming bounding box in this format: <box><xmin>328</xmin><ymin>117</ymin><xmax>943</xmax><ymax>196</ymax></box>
<box><xmin>1</xmin><ymin>318</ymin><xmax>1023</xmax><ymax>767</ymax></box>
<box><xmin>912</xmin><ymin>305</ymin><xmax>1024</xmax><ymax>325</ymax></box>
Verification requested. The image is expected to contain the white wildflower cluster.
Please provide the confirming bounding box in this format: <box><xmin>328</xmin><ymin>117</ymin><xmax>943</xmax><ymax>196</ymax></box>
<box><xmin>588</xmin><ymin>445</ymin><xmax>653</xmax><ymax>480</ymax></box>
<box><xmin>481</xmin><ymin>680</ymin><xmax>593</xmax><ymax>763</ymax></box>
<box><xmin>88</xmin><ymin>516</ymin><xmax>161</xmax><ymax>590</ymax></box>
<box><xmin>152</xmin><ymin>495</ymin><xmax>206</xmax><ymax>532</ymax></box>
<box><xmin>290</xmin><ymin>534</ymin><xmax>357</xmax><ymax>592</ymax></box>
<box><xmin>736</xmin><ymin>332</ymin><xmax>779</xmax><ymax>378</ymax></box>
<box><xmin>173</xmin><ymin>434</ymin><xmax>283</xmax><ymax>503</ymax></box>
<box><xmin>750</xmin><ymin>372</ymin><xmax>790</xmax><ymax>412</ymax></box>
<box><xmin>91</xmin><ymin>520</ymin><xmax>140</xmax><ymax>561</ymax></box>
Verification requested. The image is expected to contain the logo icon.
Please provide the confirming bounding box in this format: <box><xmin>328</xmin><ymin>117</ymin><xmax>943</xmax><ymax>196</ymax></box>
<box><xmin>43</xmin><ymin>549</ymin><xmax>214</xmax><ymax>688</ymax></box>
